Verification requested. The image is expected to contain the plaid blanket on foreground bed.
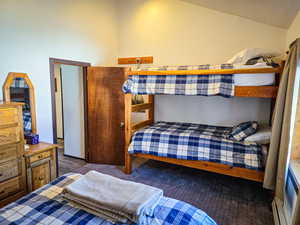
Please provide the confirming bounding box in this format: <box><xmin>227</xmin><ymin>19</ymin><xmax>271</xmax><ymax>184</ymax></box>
<box><xmin>0</xmin><ymin>173</ymin><xmax>216</xmax><ymax>225</ymax></box>
<box><xmin>128</xmin><ymin>121</ymin><xmax>263</xmax><ymax>171</ymax></box>
<box><xmin>122</xmin><ymin>64</ymin><xmax>234</xmax><ymax>97</ymax></box>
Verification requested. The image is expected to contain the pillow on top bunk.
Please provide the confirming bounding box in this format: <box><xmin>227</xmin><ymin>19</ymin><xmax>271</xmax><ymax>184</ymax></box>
<box><xmin>244</xmin><ymin>124</ymin><xmax>271</xmax><ymax>144</ymax></box>
<box><xmin>227</xmin><ymin>48</ymin><xmax>280</xmax><ymax>65</ymax></box>
<box><xmin>228</xmin><ymin>121</ymin><xmax>258</xmax><ymax>142</ymax></box>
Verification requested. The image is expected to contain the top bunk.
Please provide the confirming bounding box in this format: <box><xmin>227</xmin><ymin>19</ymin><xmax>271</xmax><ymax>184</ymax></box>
<box><xmin>123</xmin><ymin>62</ymin><xmax>284</xmax><ymax>98</ymax></box>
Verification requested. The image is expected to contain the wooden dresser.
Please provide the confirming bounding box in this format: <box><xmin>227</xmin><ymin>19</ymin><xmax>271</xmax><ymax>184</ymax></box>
<box><xmin>0</xmin><ymin>102</ymin><xmax>27</xmax><ymax>207</ymax></box>
<box><xmin>24</xmin><ymin>142</ymin><xmax>57</xmax><ymax>192</ymax></box>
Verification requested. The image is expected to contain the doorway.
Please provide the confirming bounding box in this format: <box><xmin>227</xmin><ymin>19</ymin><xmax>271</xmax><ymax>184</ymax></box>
<box><xmin>49</xmin><ymin>58</ymin><xmax>90</xmax><ymax>175</ymax></box>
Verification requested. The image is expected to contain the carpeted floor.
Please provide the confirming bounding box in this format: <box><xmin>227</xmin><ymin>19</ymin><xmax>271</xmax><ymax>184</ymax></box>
<box><xmin>73</xmin><ymin>160</ymin><xmax>274</xmax><ymax>225</ymax></box>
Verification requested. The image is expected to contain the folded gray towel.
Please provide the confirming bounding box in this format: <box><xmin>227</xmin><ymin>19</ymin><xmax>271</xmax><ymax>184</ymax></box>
<box><xmin>62</xmin><ymin>171</ymin><xmax>163</xmax><ymax>224</ymax></box>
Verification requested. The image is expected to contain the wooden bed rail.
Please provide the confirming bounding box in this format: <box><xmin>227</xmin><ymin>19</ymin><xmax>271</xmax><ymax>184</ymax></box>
<box><xmin>132</xmin><ymin>103</ymin><xmax>153</xmax><ymax>112</ymax></box>
<box><xmin>127</xmin><ymin>67</ymin><xmax>282</xmax><ymax>76</ymax></box>
<box><xmin>133</xmin><ymin>153</ymin><xmax>265</xmax><ymax>182</ymax></box>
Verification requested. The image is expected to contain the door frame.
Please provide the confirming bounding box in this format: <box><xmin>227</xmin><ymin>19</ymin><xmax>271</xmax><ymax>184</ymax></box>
<box><xmin>49</xmin><ymin>58</ymin><xmax>91</xmax><ymax>171</ymax></box>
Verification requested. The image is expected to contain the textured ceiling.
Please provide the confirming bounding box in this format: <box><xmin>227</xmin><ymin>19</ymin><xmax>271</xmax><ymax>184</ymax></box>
<box><xmin>181</xmin><ymin>0</ymin><xmax>300</xmax><ymax>28</ymax></box>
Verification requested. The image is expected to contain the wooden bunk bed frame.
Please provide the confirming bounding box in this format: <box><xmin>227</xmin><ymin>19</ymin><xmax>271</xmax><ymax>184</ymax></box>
<box><xmin>124</xmin><ymin>65</ymin><xmax>284</xmax><ymax>182</ymax></box>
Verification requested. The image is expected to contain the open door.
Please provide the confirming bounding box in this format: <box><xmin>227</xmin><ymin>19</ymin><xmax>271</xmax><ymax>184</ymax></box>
<box><xmin>87</xmin><ymin>67</ymin><xmax>126</xmax><ymax>165</ymax></box>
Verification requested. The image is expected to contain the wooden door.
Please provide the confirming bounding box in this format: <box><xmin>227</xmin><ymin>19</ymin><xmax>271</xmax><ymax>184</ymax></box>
<box><xmin>87</xmin><ymin>67</ymin><xmax>126</xmax><ymax>165</ymax></box>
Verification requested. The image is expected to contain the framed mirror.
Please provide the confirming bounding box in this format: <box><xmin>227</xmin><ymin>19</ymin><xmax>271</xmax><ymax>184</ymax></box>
<box><xmin>3</xmin><ymin>72</ymin><xmax>37</xmax><ymax>134</ymax></box>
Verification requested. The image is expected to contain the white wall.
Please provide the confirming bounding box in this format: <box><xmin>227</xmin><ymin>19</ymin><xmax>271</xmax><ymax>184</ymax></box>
<box><xmin>117</xmin><ymin>0</ymin><xmax>287</xmax><ymax>126</ymax></box>
<box><xmin>0</xmin><ymin>0</ymin><xmax>119</xmax><ymax>142</ymax></box>
<box><xmin>286</xmin><ymin>11</ymin><xmax>300</xmax><ymax>48</ymax></box>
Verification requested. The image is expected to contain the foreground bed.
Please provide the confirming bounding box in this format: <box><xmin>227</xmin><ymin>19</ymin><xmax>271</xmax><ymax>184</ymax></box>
<box><xmin>0</xmin><ymin>173</ymin><xmax>217</xmax><ymax>225</ymax></box>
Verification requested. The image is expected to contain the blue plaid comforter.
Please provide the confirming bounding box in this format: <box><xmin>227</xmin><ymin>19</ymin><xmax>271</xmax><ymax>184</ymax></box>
<box><xmin>122</xmin><ymin>64</ymin><xmax>234</xmax><ymax>97</ymax></box>
<box><xmin>0</xmin><ymin>173</ymin><xmax>216</xmax><ymax>225</ymax></box>
<box><xmin>128</xmin><ymin>121</ymin><xmax>263</xmax><ymax>171</ymax></box>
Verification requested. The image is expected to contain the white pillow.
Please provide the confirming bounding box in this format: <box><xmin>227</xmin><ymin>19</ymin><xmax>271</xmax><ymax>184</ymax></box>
<box><xmin>227</xmin><ymin>48</ymin><xmax>281</xmax><ymax>64</ymax></box>
<box><xmin>244</xmin><ymin>125</ymin><xmax>271</xmax><ymax>144</ymax></box>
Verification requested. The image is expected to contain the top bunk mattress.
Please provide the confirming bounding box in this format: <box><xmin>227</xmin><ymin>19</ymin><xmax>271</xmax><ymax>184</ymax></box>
<box><xmin>234</xmin><ymin>73</ymin><xmax>275</xmax><ymax>86</ymax></box>
<box><xmin>234</xmin><ymin>64</ymin><xmax>275</xmax><ymax>86</ymax></box>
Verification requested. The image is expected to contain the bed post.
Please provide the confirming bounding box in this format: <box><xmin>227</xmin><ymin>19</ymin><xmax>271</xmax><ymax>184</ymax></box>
<box><xmin>147</xmin><ymin>95</ymin><xmax>155</xmax><ymax>123</ymax></box>
<box><xmin>124</xmin><ymin>61</ymin><xmax>132</xmax><ymax>174</ymax></box>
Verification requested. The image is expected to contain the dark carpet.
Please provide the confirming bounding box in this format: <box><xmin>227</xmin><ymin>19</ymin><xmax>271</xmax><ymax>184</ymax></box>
<box><xmin>74</xmin><ymin>160</ymin><xmax>274</xmax><ymax>225</ymax></box>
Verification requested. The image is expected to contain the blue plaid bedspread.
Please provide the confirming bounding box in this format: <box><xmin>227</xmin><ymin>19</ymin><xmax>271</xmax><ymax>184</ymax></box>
<box><xmin>128</xmin><ymin>121</ymin><xmax>263</xmax><ymax>171</ymax></box>
<box><xmin>122</xmin><ymin>64</ymin><xmax>234</xmax><ymax>97</ymax></box>
<box><xmin>0</xmin><ymin>173</ymin><xmax>217</xmax><ymax>225</ymax></box>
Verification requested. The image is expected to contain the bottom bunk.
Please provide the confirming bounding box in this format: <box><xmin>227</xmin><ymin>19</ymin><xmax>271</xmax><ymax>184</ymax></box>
<box><xmin>125</xmin><ymin>121</ymin><xmax>267</xmax><ymax>182</ymax></box>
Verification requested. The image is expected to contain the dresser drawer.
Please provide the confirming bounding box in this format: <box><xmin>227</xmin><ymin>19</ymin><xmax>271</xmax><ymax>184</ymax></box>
<box><xmin>0</xmin><ymin>160</ymin><xmax>20</xmax><ymax>182</ymax></box>
<box><xmin>0</xmin><ymin>177</ymin><xmax>20</xmax><ymax>200</ymax></box>
<box><xmin>29</xmin><ymin>151</ymin><xmax>51</xmax><ymax>164</ymax></box>
<box><xmin>0</xmin><ymin>144</ymin><xmax>20</xmax><ymax>163</ymax></box>
<box><xmin>0</xmin><ymin>108</ymin><xmax>19</xmax><ymax>127</ymax></box>
<box><xmin>0</xmin><ymin>126</ymin><xmax>21</xmax><ymax>145</ymax></box>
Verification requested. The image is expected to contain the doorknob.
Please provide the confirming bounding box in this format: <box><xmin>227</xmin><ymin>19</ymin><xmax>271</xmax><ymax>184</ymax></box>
<box><xmin>120</xmin><ymin>122</ymin><xmax>125</xmax><ymax>128</ymax></box>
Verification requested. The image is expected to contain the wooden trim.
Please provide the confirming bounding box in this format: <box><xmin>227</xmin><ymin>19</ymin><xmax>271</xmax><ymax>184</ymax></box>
<box><xmin>3</xmin><ymin>72</ymin><xmax>37</xmax><ymax>134</ymax></box>
<box><xmin>49</xmin><ymin>58</ymin><xmax>91</xmax><ymax>177</ymax></box>
<box><xmin>49</xmin><ymin>58</ymin><xmax>90</xmax><ymax>67</ymax></box>
<box><xmin>82</xmin><ymin>67</ymin><xmax>89</xmax><ymax>162</ymax></box>
<box><xmin>235</xmin><ymin>86</ymin><xmax>278</xmax><ymax>98</ymax></box>
<box><xmin>128</xmin><ymin>67</ymin><xmax>281</xmax><ymax>76</ymax></box>
<box><xmin>134</xmin><ymin>153</ymin><xmax>265</xmax><ymax>182</ymax></box>
<box><xmin>132</xmin><ymin>103</ymin><xmax>153</xmax><ymax>112</ymax></box>
<box><xmin>118</xmin><ymin>56</ymin><xmax>153</xmax><ymax>65</ymax></box>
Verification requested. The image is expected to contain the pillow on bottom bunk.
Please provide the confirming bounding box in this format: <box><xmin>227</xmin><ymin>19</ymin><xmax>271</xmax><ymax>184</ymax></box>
<box><xmin>244</xmin><ymin>125</ymin><xmax>271</xmax><ymax>144</ymax></box>
<box><xmin>227</xmin><ymin>121</ymin><xmax>258</xmax><ymax>141</ymax></box>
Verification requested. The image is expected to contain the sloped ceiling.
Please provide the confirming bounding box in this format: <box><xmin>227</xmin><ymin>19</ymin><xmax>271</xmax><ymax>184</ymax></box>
<box><xmin>181</xmin><ymin>0</ymin><xmax>300</xmax><ymax>28</ymax></box>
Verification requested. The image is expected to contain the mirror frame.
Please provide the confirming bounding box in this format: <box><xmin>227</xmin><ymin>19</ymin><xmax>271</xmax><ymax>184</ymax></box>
<box><xmin>3</xmin><ymin>72</ymin><xmax>37</xmax><ymax>134</ymax></box>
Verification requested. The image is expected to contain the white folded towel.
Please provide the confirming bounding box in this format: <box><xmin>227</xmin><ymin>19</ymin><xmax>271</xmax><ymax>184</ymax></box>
<box><xmin>63</xmin><ymin>171</ymin><xmax>163</xmax><ymax>224</ymax></box>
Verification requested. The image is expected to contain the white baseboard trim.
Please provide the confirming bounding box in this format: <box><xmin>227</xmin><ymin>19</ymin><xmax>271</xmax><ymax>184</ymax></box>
<box><xmin>272</xmin><ymin>198</ymin><xmax>287</xmax><ymax>225</ymax></box>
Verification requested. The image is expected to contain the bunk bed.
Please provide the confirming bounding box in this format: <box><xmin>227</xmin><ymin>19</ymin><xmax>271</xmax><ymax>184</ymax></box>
<box><xmin>123</xmin><ymin>62</ymin><xmax>284</xmax><ymax>182</ymax></box>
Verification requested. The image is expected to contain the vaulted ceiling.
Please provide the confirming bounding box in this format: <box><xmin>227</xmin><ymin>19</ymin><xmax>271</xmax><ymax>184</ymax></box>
<box><xmin>181</xmin><ymin>0</ymin><xmax>300</xmax><ymax>28</ymax></box>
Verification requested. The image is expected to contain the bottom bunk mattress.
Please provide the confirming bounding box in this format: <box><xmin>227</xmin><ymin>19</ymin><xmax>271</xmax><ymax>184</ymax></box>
<box><xmin>128</xmin><ymin>121</ymin><xmax>263</xmax><ymax>171</ymax></box>
<box><xmin>0</xmin><ymin>173</ymin><xmax>216</xmax><ymax>225</ymax></box>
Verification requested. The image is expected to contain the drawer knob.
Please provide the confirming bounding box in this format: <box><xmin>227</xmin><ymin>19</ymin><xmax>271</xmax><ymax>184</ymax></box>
<box><xmin>38</xmin><ymin>155</ymin><xmax>42</xmax><ymax>159</ymax></box>
<box><xmin>39</xmin><ymin>177</ymin><xmax>44</xmax><ymax>181</ymax></box>
<box><xmin>0</xmin><ymin>174</ymin><xmax>2</xmax><ymax>177</ymax></box>
<box><xmin>0</xmin><ymin>190</ymin><xmax>5</xmax><ymax>194</ymax></box>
